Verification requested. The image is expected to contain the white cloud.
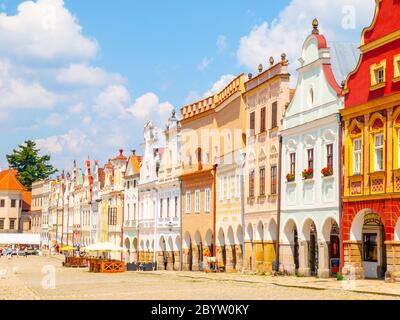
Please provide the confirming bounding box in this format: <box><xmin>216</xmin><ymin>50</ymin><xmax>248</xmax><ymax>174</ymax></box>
<box><xmin>56</xmin><ymin>63</ymin><xmax>125</xmax><ymax>86</ymax></box>
<box><xmin>43</xmin><ymin>113</ymin><xmax>65</xmax><ymax>127</ymax></box>
<box><xmin>204</xmin><ymin>74</ymin><xmax>235</xmax><ymax>97</ymax></box>
<box><xmin>129</xmin><ymin>92</ymin><xmax>174</xmax><ymax>123</ymax></box>
<box><xmin>237</xmin><ymin>0</ymin><xmax>375</xmax><ymax>72</ymax></box>
<box><xmin>185</xmin><ymin>74</ymin><xmax>236</xmax><ymax>104</ymax></box>
<box><xmin>0</xmin><ymin>0</ymin><xmax>98</xmax><ymax>61</ymax></box>
<box><xmin>36</xmin><ymin>129</ymin><xmax>91</xmax><ymax>155</ymax></box>
<box><xmin>197</xmin><ymin>56</ymin><xmax>213</xmax><ymax>71</ymax></box>
<box><xmin>68</xmin><ymin>103</ymin><xmax>85</xmax><ymax>115</ymax></box>
<box><xmin>0</xmin><ymin>79</ymin><xmax>58</xmax><ymax>110</ymax></box>
<box><xmin>93</xmin><ymin>85</ymin><xmax>131</xmax><ymax>118</ymax></box>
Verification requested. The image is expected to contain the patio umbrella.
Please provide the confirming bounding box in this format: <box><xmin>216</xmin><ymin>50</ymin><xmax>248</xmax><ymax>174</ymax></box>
<box><xmin>60</xmin><ymin>246</ymin><xmax>75</xmax><ymax>252</ymax></box>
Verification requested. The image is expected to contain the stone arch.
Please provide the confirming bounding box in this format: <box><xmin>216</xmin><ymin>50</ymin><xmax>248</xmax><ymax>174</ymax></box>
<box><xmin>350</xmin><ymin>208</ymin><xmax>386</xmax><ymax>241</ymax></box>
<box><xmin>267</xmin><ymin>219</ymin><xmax>277</xmax><ymax>241</ymax></box>
<box><xmin>167</xmin><ymin>236</ymin><xmax>174</xmax><ymax>252</ymax></box>
<box><xmin>124</xmin><ymin>238</ymin><xmax>131</xmax><ymax>251</ymax></box>
<box><xmin>227</xmin><ymin>226</ymin><xmax>235</xmax><ymax>246</ymax></box>
<box><xmin>146</xmin><ymin>240</ymin><xmax>150</xmax><ymax>252</ymax></box>
<box><xmin>140</xmin><ymin>240</ymin><xmax>144</xmax><ymax>251</ymax></box>
<box><xmin>236</xmin><ymin>225</ymin><xmax>243</xmax><ymax>244</ymax></box>
<box><xmin>301</xmin><ymin>218</ymin><xmax>318</xmax><ymax>241</ymax></box>
<box><xmin>395</xmin><ymin>219</ymin><xmax>400</xmax><ymax>241</ymax></box>
<box><xmin>194</xmin><ymin>231</ymin><xmax>202</xmax><ymax>246</ymax></box>
<box><xmin>205</xmin><ymin>229</ymin><xmax>213</xmax><ymax>247</ymax></box>
<box><xmin>159</xmin><ymin>236</ymin><xmax>167</xmax><ymax>252</ymax></box>
<box><xmin>246</xmin><ymin>223</ymin><xmax>254</xmax><ymax>242</ymax></box>
<box><xmin>282</xmin><ymin>218</ymin><xmax>298</xmax><ymax>244</ymax></box>
<box><xmin>133</xmin><ymin>238</ymin><xmax>138</xmax><ymax>252</ymax></box>
<box><xmin>183</xmin><ymin>232</ymin><xmax>191</xmax><ymax>249</ymax></box>
<box><xmin>218</xmin><ymin>228</ymin><xmax>225</xmax><ymax>247</ymax></box>
<box><xmin>175</xmin><ymin>235</ymin><xmax>181</xmax><ymax>251</ymax></box>
<box><xmin>321</xmin><ymin>216</ymin><xmax>340</xmax><ymax>242</ymax></box>
<box><xmin>256</xmin><ymin>221</ymin><xmax>264</xmax><ymax>241</ymax></box>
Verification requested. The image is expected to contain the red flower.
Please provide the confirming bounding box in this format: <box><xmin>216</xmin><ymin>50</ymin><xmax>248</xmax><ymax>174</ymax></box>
<box><xmin>321</xmin><ymin>166</ymin><xmax>333</xmax><ymax>177</ymax></box>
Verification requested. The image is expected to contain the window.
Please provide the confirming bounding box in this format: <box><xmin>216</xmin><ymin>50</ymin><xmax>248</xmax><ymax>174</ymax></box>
<box><xmin>0</xmin><ymin>199</ymin><xmax>4</xmax><ymax>207</ymax></box>
<box><xmin>307</xmin><ymin>149</ymin><xmax>314</xmax><ymax>171</ymax></box>
<box><xmin>108</xmin><ymin>208</ymin><xmax>117</xmax><ymax>225</ymax></box>
<box><xmin>375</xmin><ymin>68</ymin><xmax>385</xmax><ymax>84</ymax></box>
<box><xmin>310</xmin><ymin>88</ymin><xmax>314</xmax><ymax>106</ymax></box>
<box><xmin>11</xmin><ymin>199</ymin><xmax>16</xmax><ymax>208</ymax></box>
<box><xmin>0</xmin><ymin>219</ymin><xmax>4</xmax><ymax>230</ymax></box>
<box><xmin>195</xmin><ymin>190</ymin><xmax>200</xmax><ymax>213</ymax></box>
<box><xmin>395</xmin><ymin>54</ymin><xmax>400</xmax><ymax>79</ymax></box>
<box><xmin>259</xmin><ymin>168</ymin><xmax>266</xmax><ymax>196</ymax></box>
<box><xmin>226</xmin><ymin>176</ymin><xmax>231</xmax><ymax>200</ymax></box>
<box><xmin>160</xmin><ymin>199</ymin><xmax>163</xmax><ymax>218</ymax></box>
<box><xmin>205</xmin><ymin>188</ymin><xmax>211</xmax><ymax>213</ymax></box>
<box><xmin>271</xmin><ymin>166</ymin><xmax>277</xmax><ymax>195</ymax></box>
<box><xmin>219</xmin><ymin>176</ymin><xmax>224</xmax><ymax>201</ymax></box>
<box><xmin>9</xmin><ymin>219</ymin><xmax>16</xmax><ymax>230</ymax></box>
<box><xmin>235</xmin><ymin>174</ymin><xmax>240</xmax><ymax>198</ymax></box>
<box><xmin>271</xmin><ymin>102</ymin><xmax>278</xmax><ymax>128</ymax></box>
<box><xmin>134</xmin><ymin>204</ymin><xmax>137</xmax><ymax>221</ymax></box>
<box><xmin>290</xmin><ymin>153</ymin><xmax>296</xmax><ymax>175</ymax></box>
<box><xmin>167</xmin><ymin>198</ymin><xmax>170</xmax><ymax>218</ymax></box>
<box><xmin>175</xmin><ymin>196</ymin><xmax>178</xmax><ymax>217</ymax></box>
<box><xmin>363</xmin><ymin>234</ymin><xmax>378</xmax><ymax>262</ymax></box>
<box><xmin>260</xmin><ymin>107</ymin><xmax>266</xmax><ymax>133</ymax></box>
<box><xmin>327</xmin><ymin>144</ymin><xmax>334</xmax><ymax>168</ymax></box>
<box><xmin>249</xmin><ymin>170</ymin><xmax>255</xmax><ymax>198</ymax></box>
<box><xmin>250</xmin><ymin>112</ymin><xmax>255</xmax><ymax>135</ymax></box>
<box><xmin>185</xmin><ymin>192</ymin><xmax>191</xmax><ymax>214</ymax></box>
<box><xmin>353</xmin><ymin>139</ymin><xmax>362</xmax><ymax>175</ymax></box>
<box><xmin>374</xmin><ymin>134</ymin><xmax>384</xmax><ymax>172</ymax></box>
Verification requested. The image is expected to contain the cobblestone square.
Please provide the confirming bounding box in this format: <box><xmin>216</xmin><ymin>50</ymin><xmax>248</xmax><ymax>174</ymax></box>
<box><xmin>0</xmin><ymin>256</ymin><xmax>400</xmax><ymax>300</ymax></box>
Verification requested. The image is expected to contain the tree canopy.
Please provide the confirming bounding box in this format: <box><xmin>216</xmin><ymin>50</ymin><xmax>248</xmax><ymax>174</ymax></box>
<box><xmin>6</xmin><ymin>140</ymin><xmax>58</xmax><ymax>190</ymax></box>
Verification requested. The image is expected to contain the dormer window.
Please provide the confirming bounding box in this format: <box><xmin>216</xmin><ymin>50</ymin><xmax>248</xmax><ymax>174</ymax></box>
<box><xmin>375</xmin><ymin>68</ymin><xmax>384</xmax><ymax>84</ymax></box>
<box><xmin>370</xmin><ymin>59</ymin><xmax>386</xmax><ymax>90</ymax></box>
<box><xmin>394</xmin><ymin>54</ymin><xmax>400</xmax><ymax>81</ymax></box>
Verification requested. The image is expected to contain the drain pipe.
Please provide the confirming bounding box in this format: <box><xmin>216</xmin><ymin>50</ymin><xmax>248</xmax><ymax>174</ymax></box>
<box><xmin>276</xmin><ymin>134</ymin><xmax>283</xmax><ymax>271</ymax></box>
<box><xmin>338</xmin><ymin>113</ymin><xmax>344</xmax><ymax>273</ymax></box>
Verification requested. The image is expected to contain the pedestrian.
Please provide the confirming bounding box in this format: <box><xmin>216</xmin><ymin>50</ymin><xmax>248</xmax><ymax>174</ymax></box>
<box><xmin>24</xmin><ymin>248</ymin><xmax>28</xmax><ymax>258</ymax></box>
<box><xmin>16</xmin><ymin>247</ymin><xmax>19</xmax><ymax>258</ymax></box>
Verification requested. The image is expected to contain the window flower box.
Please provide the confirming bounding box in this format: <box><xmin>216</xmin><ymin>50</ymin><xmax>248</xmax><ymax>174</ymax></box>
<box><xmin>286</xmin><ymin>173</ymin><xmax>295</xmax><ymax>183</ymax></box>
<box><xmin>302</xmin><ymin>169</ymin><xmax>314</xmax><ymax>180</ymax></box>
<box><xmin>321</xmin><ymin>166</ymin><xmax>333</xmax><ymax>177</ymax></box>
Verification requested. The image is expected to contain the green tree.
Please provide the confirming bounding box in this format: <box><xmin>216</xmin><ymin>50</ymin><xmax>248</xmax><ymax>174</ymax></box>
<box><xmin>6</xmin><ymin>140</ymin><xmax>58</xmax><ymax>190</ymax></box>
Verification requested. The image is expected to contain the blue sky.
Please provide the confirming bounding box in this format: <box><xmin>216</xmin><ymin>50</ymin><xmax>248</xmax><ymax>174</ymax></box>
<box><xmin>0</xmin><ymin>0</ymin><xmax>376</xmax><ymax>172</ymax></box>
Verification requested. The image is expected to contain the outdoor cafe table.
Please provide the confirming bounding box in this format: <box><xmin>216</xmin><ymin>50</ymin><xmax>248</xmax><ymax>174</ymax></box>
<box><xmin>63</xmin><ymin>256</ymin><xmax>89</xmax><ymax>268</ymax></box>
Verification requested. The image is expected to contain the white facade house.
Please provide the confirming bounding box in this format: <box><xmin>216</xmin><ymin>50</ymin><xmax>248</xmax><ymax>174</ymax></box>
<box><xmin>123</xmin><ymin>151</ymin><xmax>142</xmax><ymax>263</ymax></box>
<box><xmin>156</xmin><ymin>111</ymin><xmax>182</xmax><ymax>271</ymax></box>
<box><xmin>279</xmin><ymin>21</ymin><xmax>358</xmax><ymax>277</ymax></box>
<box><xmin>138</xmin><ymin>121</ymin><xmax>162</xmax><ymax>264</ymax></box>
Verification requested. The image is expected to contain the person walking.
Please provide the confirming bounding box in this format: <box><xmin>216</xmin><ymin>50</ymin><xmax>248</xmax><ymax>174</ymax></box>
<box><xmin>24</xmin><ymin>247</ymin><xmax>28</xmax><ymax>258</ymax></box>
<box><xmin>16</xmin><ymin>247</ymin><xmax>19</xmax><ymax>258</ymax></box>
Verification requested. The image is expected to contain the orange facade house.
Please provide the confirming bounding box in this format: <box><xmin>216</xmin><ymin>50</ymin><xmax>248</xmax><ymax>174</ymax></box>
<box><xmin>341</xmin><ymin>0</ymin><xmax>400</xmax><ymax>280</ymax></box>
<box><xmin>180</xmin><ymin>74</ymin><xmax>245</xmax><ymax>271</ymax></box>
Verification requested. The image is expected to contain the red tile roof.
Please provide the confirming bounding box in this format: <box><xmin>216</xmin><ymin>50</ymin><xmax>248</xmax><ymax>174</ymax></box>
<box><xmin>0</xmin><ymin>169</ymin><xmax>25</xmax><ymax>192</ymax></box>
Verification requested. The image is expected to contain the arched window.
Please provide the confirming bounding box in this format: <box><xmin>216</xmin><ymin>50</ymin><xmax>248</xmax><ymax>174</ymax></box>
<box><xmin>309</xmin><ymin>87</ymin><xmax>314</xmax><ymax>106</ymax></box>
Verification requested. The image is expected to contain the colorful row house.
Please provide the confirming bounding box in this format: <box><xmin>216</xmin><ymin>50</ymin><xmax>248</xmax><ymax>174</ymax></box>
<box><xmin>244</xmin><ymin>54</ymin><xmax>291</xmax><ymax>274</ymax></box>
<box><xmin>341</xmin><ymin>0</ymin><xmax>400</xmax><ymax>280</ymax></box>
<box><xmin>279</xmin><ymin>20</ymin><xmax>358</xmax><ymax>277</ymax></box>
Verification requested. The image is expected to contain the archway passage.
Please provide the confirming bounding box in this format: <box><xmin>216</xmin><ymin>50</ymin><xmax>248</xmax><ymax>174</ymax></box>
<box><xmin>217</xmin><ymin>228</ymin><xmax>226</xmax><ymax>272</ymax></box>
<box><xmin>281</xmin><ymin>219</ymin><xmax>299</xmax><ymax>274</ymax></box>
<box><xmin>362</xmin><ymin>213</ymin><xmax>386</xmax><ymax>279</ymax></box>
<box><xmin>344</xmin><ymin>209</ymin><xmax>387</xmax><ymax>279</ymax></box>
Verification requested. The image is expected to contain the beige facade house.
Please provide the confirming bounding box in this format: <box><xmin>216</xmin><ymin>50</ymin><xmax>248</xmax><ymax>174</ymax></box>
<box><xmin>0</xmin><ymin>169</ymin><xmax>26</xmax><ymax>234</ymax></box>
<box><xmin>243</xmin><ymin>56</ymin><xmax>291</xmax><ymax>273</ymax></box>
<box><xmin>30</xmin><ymin>180</ymin><xmax>44</xmax><ymax>235</ymax></box>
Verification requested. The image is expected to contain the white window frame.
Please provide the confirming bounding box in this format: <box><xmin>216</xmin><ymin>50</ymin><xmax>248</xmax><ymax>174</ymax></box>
<box><xmin>398</xmin><ymin>129</ymin><xmax>400</xmax><ymax>169</ymax></box>
<box><xmin>185</xmin><ymin>192</ymin><xmax>191</xmax><ymax>214</ymax></box>
<box><xmin>195</xmin><ymin>190</ymin><xmax>200</xmax><ymax>213</ymax></box>
<box><xmin>219</xmin><ymin>176</ymin><xmax>224</xmax><ymax>201</ymax></box>
<box><xmin>205</xmin><ymin>188</ymin><xmax>211</xmax><ymax>213</ymax></box>
<box><xmin>234</xmin><ymin>174</ymin><xmax>240</xmax><ymax>199</ymax></box>
<box><xmin>226</xmin><ymin>176</ymin><xmax>231</xmax><ymax>200</ymax></box>
<box><xmin>374</xmin><ymin>133</ymin><xmax>384</xmax><ymax>172</ymax></box>
<box><xmin>353</xmin><ymin>138</ymin><xmax>362</xmax><ymax>175</ymax></box>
